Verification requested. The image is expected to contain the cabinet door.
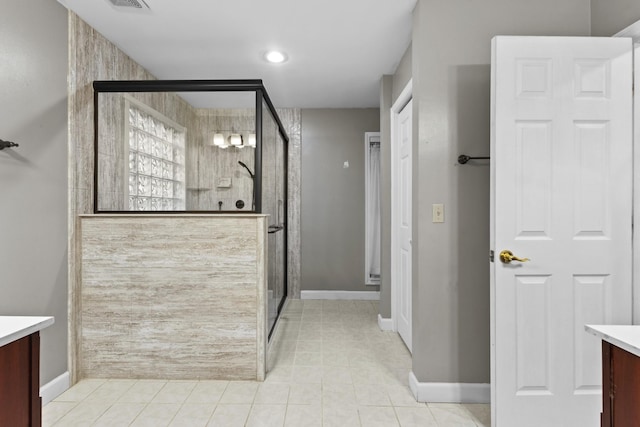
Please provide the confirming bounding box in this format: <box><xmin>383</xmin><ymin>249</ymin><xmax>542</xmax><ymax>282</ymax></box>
<box><xmin>0</xmin><ymin>333</ymin><xmax>40</xmax><ymax>427</ymax></box>
<box><xmin>603</xmin><ymin>342</ymin><xmax>640</xmax><ymax>427</ymax></box>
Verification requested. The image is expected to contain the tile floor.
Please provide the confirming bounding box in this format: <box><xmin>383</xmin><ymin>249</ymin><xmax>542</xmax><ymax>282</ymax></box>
<box><xmin>43</xmin><ymin>300</ymin><xmax>490</xmax><ymax>426</ymax></box>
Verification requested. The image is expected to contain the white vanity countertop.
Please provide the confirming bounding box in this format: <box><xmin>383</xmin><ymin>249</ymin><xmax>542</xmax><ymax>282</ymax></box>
<box><xmin>586</xmin><ymin>325</ymin><xmax>640</xmax><ymax>358</ymax></box>
<box><xmin>0</xmin><ymin>316</ymin><xmax>54</xmax><ymax>347</ymax></box>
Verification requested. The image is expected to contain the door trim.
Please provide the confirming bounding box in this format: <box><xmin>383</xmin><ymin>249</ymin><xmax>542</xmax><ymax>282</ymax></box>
<box><xmin>489</xmin><ymin>37</ymin><xmax>498</xmax><ymax>426</ymax></box>
<box><xmin>365</xmin><ymin>131</ymin><xmax>382</xmax><ymax>286</ymax></box>
<box><xmin>613</xmin><ymin>21</ymin><xmax>640</xmax><ymax>326</ymax></box>
<box><xmin>390</xmin><ymin>79</ymin><xmax>412</xmax><ymax>333</ymax></box>
<box><xmin>634</xmin><ymin>43</ymin><xmax>640</xmax><ymax>324</ymax></box>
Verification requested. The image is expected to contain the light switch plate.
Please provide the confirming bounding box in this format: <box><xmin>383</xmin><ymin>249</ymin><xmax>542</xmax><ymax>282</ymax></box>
<box><xmin>432</xmin><ymin>204</ymin><xmax>444</xmax><ymax>223</ymax></box>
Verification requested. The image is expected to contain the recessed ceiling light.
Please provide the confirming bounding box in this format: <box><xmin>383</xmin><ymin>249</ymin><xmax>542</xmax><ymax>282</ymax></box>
<box><xmin>264</xmin><ymin>51</ymin><xmax>288</xmax><ymax>64</ymax></box>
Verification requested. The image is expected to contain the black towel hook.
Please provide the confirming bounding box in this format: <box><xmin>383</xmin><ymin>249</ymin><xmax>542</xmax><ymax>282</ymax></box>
<box><xmin>0</xmin><ymin>139</ymin><xmax>19</xmax><ymax>150</ymax></box>
<box><xmin>458</xmin><ymin>154</ymin><xmax>489</xmax><ymax>165</ymax></box>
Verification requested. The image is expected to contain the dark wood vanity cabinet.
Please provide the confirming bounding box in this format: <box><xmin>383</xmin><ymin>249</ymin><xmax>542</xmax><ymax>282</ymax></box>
<box><xmin>0</xmin><ymin>332</ymin><xmax>41</xmax><ymax>427</ymax></box>
<box><xmin>601</xmin><ymin>340</ymin><xmax>640</xmax><ymax>427</ymax></box>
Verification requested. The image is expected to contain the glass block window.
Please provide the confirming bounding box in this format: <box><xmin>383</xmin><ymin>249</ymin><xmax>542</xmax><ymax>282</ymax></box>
<box><xmin>125</xmin><ymin>97</ymin><xmax>186</xmax><ymax>211</ymax></box>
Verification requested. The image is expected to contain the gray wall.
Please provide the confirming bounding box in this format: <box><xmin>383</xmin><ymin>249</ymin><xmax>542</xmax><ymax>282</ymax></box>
<box><xmin>411</xmin><ymin>0</ymin><xmax>590</xmax><ymax>383</ymax></box>
<box><xmin>591</xmin><ymin>0</ymin><xmax>640</xmax><ymax>36</ymax></box>
<box><xmin>301</xmin><ymin>109</ymin><xmax>380</xmax><ymax>292</ymax></box>
<box><xmin>391</xmin><ymin>44</ymin><xmax>413</xmax><ymax>105</ymax></box>
<box><xmin>0</xmin><ymin>0</ymin><xmax>68</xmax><ymax>385</ymax></box>
<box><xmin>379</xmin><ymin>77</ymin><xmax>393</xmax><ymax>317</ymax></box>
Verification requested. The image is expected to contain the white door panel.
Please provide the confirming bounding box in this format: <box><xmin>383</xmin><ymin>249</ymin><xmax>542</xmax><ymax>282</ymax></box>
<box><xmin>396</xmin><ymin>99</ymin><xmax>413</xmax><ymax>352</ymax></box>
<box><xmin>491</xmin><ymin>36</ymin><xmax>632</xmax><ymax>426</ymax></box>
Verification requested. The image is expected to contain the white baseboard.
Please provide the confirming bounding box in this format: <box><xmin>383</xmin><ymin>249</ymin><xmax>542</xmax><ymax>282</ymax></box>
<box><xmin>377</xmin><ymin>314</ymin><xmax>394</xmax><ymax>331</ymax></box>
<box><xmin>300</xmin><ymin>290</ymin><xmax>380</xmax><ymax>300</ymax></box>
<box><xmin>41</xmin><ymin>371</ymin><xmax>70</xmax><ymax>405</ymax></box>
<box><xmin>409</xmin><ymin>371</ymin><xmax>490</xmax><ymax>403</ymax></box>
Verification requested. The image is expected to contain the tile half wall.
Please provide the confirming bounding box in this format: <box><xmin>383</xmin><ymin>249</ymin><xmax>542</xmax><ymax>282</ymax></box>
<box><xmin>76</xmin><ymin>214</ymin><xmax>267</xmax><ymax>381</ymax></box>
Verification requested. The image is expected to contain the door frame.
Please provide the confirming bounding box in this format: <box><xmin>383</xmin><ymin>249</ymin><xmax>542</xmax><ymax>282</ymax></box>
<box><xmin>635</xmin><ymin>43</ymin><xmax>640</xmax><ymax>324</ymax></box>
<box><xmin>489</xmin><ymin>38</ymin><xmax>498</xmax><ymax>426</ymax></box>
<box><xmin>390</xmin><ymin>79</ymin><xmax>413</xmax><ymax>333</ymax></box>
<box><xmin>365</xmin><ymin>131</ymin><xmax>382</xmax><ymax>286</ymax></box>
<box><xmin>614</xmin><ymin>21</ymin><xmax>640</xmax><ymax>324</ymax></box>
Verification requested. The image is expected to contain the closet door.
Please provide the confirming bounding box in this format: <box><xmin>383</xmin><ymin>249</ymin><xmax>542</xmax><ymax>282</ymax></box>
<box><xmin>393</xmin><ymin>98</ymin><xmax>413</xmax><ymax>352</ymax></box>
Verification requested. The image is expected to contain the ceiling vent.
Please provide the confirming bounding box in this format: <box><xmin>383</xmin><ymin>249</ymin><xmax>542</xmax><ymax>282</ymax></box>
<box><xmin>105</xmin><ymin>0</ymin><xmax>151</xmax><ymax>12</ymax></box>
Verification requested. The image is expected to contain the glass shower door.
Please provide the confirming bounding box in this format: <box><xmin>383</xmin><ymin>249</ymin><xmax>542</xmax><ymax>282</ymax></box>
<box><xmin>261</xmin><ymin>100</ymin><xmax>287</xmax><ymax>335</ymax></box>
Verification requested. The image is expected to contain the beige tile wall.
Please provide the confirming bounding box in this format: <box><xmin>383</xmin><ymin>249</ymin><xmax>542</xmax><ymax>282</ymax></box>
<box><xmin>78</xmin><ymin>215</ymin><xmax>267</xmax><ymax>381</ymax></box>
<box><xmin>277</xmin><ymin>109</ymin><xmax>302</xmax><ymax>299</ymax></box>
<box><xmin>96</xmin><ymin>93</ymin><xmax>197</xmax><ymax>211</ymax></box>
<box><xmin>189</xmin><ymin>109</ymin><xmax>256</xmax><ymax>211</ymax></box>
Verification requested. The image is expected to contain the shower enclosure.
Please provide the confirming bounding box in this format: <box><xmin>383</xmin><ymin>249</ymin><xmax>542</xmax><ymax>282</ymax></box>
<box><xmin>92</xmin><ymin>80</ymin><xmax>288</xmax><ymax>335</ymax></box>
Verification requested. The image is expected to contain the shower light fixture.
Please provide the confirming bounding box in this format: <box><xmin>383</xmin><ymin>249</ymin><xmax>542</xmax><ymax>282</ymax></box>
<box><xmin>265</xmin><ymin>50</ymin><xmax>288</xmax><ymax>64</ymax></box>
<box><xmin>209</xmin><ymin>131</ymin><xmax>255</xmax><ymax>149</ymax></box>
<box><xmin>247</xmin><ymin>133</ymin><xmax>256</xmax><ymax>148</ymax></box>
<box><xmin>212</xmin><ymin>133</ymin><xmax>226</xmax><ymax>147</ymax></box>
<box><xmin>229</xmin><ymin>134</ymin><xmax>243</xmax><ymax>147</ymax></box>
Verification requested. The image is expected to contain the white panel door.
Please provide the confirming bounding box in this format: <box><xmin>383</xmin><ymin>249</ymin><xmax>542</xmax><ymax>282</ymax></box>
<box><xmin>491</xmin><ymin>36</ymin><xmax>632</xmax><ymax>426</ymax></box>
<box><xmin>396</xmin><ymin>99</ymin><xmax>412</xmax><ymax>352</ymax></box>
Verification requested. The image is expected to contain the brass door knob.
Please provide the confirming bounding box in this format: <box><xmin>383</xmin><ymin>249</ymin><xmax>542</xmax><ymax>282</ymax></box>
<box><xmin>499</xmin><ymin>250</ymin><xmax>530</xmax><ymax>264</ymax></box>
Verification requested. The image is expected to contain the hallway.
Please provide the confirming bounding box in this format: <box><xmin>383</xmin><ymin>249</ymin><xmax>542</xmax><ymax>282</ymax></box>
<box><xmin>43</xmin><ymin>300</ymin><xmax>490</xmax><ymax>426</ymax></box>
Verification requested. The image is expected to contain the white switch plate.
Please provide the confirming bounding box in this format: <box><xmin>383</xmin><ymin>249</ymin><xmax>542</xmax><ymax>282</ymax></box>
<box><xmin>432</xmin><ymin>204</ymin><xmax>444</xmax><ymax>223</ymax></box>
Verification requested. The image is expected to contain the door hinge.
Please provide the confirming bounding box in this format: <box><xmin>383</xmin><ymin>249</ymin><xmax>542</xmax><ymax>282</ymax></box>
<box><xmin>489</xmin><ymin>250</ymin><xmax>495</xmax><ymax>263</ymax></box>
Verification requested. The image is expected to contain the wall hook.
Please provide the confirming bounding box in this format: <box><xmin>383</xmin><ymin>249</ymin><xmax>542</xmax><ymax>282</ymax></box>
<box><xmin>458</xmin><ymin>154</ymin><xmax>489</xmax><ymax>164</ymax></box>
<box><xmin>0</xmin><ymin>139</ymin><xmax>19</xmax><ymax>150</ymax></box>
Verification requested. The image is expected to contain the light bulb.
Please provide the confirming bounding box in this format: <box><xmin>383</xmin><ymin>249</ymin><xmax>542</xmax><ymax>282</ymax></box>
<box><xmin>247</xmin><ymin>133</ymin><xmax>256</xmax><ymax>148</ymax></box>
<box><xmin>229</xmin><ymin>134</ymin><xmax>243</xmax><ymax>146</ymax></box>
<box><xmin>212</xmin><ymin>133</ymin><xmax>225</xmax><ymax>146</ymax></box>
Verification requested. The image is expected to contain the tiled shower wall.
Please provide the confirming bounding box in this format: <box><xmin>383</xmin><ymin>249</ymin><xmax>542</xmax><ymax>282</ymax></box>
<box><xmin>68</xmin><ymin>12</ymin><xmax>302</xmax><ymax>383</ymax></box>
<box><xmin>277</xmin><ymin>108</ymin><xmax>302</xmax><ymax>301</ymax></box>
<box><xmin>95</xmin><ymin>91</ymin><xmax>196</xmax><ymax>211</ymax></box>
<box><xmin>189</xmin><ymin>109</ymin><xmax>256</xmax><ymax>211</ymax></box>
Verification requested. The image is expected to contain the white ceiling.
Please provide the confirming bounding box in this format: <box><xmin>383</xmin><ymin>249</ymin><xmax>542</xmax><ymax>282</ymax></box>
<box><xmin>57</xmin><ymin>0</ymin><xmax>416</xmax><ymax>108</ymax></box>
